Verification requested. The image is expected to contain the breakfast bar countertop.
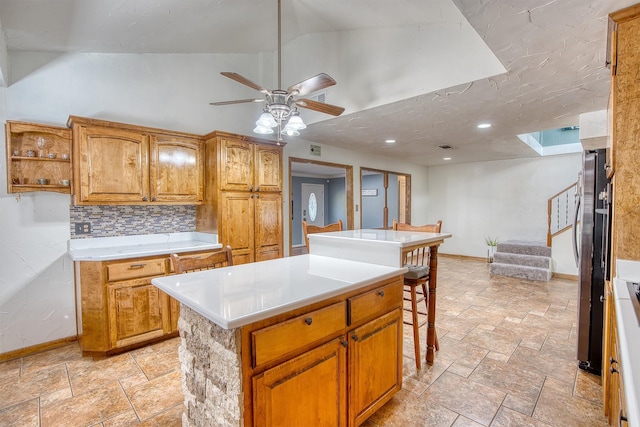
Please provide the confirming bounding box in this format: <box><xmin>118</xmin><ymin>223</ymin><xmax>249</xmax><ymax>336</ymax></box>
<box><xmin>151</xmin><ymin>254</ymin><xmax>407</xmax><ymax>329</ymax></box>
<box><xmin>67</xmin><ymin>232</ymin><xmax>221</xmax><ymax>261</ymax></box>
<box><xmin>308</xmin><ymin>229</ymin><xmax>452</xmax><ymax>267</ymax></box>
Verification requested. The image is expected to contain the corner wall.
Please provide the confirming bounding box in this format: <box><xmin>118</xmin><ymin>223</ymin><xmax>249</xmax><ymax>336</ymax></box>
<box><xmin>427</xmin><ymin>153</ymin><xmax>582</xmax><ymax>266</ymax></box>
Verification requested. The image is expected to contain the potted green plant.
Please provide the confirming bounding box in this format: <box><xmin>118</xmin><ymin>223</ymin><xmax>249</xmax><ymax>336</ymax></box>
<box><xmin>485</xmin><ymin>236</ymin><xmax>499</xmax><ymax>263</ymax></box>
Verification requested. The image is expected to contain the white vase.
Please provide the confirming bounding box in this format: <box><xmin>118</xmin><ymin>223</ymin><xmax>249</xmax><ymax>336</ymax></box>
<box><xmin>487</xmin><ymin>245</ymin><xmax>497</xmax><ymax>263</ymax></box>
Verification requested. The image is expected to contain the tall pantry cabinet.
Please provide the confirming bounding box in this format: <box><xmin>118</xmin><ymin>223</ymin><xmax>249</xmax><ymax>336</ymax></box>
<box><xmin>197</xmin><ymin>131</ymin><xmax>283</xmax><ymax>265</ymax></box>
<box><xmin>603</xmin><ymin>4</ymin><xmax>640</xmax><ymax>427</ymax></box>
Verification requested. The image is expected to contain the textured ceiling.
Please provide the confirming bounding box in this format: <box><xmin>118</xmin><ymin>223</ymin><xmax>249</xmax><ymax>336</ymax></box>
<box><xmin>0</xmin><ymin>0</ymin><xmax>634</xmax><ymax>167</ymax></box>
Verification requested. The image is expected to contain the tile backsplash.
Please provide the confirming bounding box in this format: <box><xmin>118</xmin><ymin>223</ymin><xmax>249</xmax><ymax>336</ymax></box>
<box><xmin>70</xmin><ymin>205</ymin><xmax>196</xmax><ymax>239</ymax></box>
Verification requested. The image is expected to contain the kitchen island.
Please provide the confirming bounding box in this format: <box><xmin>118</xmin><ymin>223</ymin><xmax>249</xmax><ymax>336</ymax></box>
<box><xmin>152</xmin><ymin>254</ymin><xmax>407</xmax><ymax>427</ymax></box>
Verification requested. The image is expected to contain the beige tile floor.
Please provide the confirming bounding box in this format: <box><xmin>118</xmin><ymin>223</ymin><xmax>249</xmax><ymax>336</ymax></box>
<box><xmin>0</xmin><ymin>256</ymin><xmax>608</xmax><ymax>426</ymax></box>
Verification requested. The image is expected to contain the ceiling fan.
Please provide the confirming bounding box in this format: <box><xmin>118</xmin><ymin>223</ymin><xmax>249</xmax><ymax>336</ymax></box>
<box><xmin>209</xmin><ymin>0</ymin><xmax>345</xmax><ymax>143</ymax></box>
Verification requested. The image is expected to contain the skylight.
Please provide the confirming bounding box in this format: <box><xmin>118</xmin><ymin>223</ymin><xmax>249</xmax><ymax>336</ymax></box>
<box><xmin>517</xmin><ymin>127</ymin><xmax>582</xmax><ymax>156</ymax></box>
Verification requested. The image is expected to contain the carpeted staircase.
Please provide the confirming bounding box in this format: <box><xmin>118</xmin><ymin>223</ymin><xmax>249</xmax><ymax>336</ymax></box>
<box><xmin>489</xmin><ymin>240</ymin><xmax>552</xmax><ymax>281</ymax></box>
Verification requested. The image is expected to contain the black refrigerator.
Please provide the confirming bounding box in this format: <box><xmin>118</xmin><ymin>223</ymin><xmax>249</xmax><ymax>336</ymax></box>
<box><xmin>573</xmin><ymin>148</ymin><xmax>610</xmax><ymax>374</ymax></box>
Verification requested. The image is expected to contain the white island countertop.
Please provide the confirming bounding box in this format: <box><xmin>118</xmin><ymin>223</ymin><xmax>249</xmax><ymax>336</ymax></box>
<box><xmin>308</xmin><ymin>229</ymin><xmax>452</xmax><ymax>267</ymax></box>
<box><xmin>68</xmin><ymin>232</ymin><xmax>221</xmax><ymax>261</ymax></box>
<box><xmin>614</xmin><ymin>259</ymin><xmax>640</xmax><ymax>427</ymax></box>
<box><xmin>152</xmin><ymin>254</ymin><xmax>407</xmax><ymax>329</ymax></box>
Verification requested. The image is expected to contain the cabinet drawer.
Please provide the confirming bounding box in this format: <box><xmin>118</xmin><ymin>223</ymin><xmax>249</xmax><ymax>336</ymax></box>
<box><xmin>252</xmin><ymin>302</ymin><xmax>346</xmax><ymax>367</ymax></box>
<box><xmin>348</xmin><ymin>281</ymin><xmax>403</xmax><ymax>326</ymax></box>
<box><xmin>107</xmin><ymin>259</ymin><xmax>167</xmax><ymax>282</ymax></box>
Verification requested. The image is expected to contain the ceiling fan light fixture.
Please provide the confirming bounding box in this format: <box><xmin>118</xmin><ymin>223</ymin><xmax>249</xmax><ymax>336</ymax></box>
<box><xmin>285</xmin><ymin>112</ymin><xmax>306</xmax><ymax>130</ymax></box>
<box><xmin>256</xmin><ymin>111</ymin><xmax>278</xmax><ymax>128</ymax></box>
<box><xmin>253</xmin><ymin>125</ymin><xmax>274</xmax><ymax>135</ymax></box>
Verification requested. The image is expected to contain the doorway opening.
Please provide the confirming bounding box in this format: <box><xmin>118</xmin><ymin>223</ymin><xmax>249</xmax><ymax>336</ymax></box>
<box><xmin>289</xmin><ymin>157</ymin><xmax>353</xmax><ymax>255</ymax></box>
<box><xmin>360</xmin><ymin>168</ymin><xmax>411</xmax><ymax>229</ymax></box>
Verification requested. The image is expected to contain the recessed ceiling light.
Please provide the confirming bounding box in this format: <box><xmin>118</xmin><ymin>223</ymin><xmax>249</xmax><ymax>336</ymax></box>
<box><xmin>477</xmin><ymin>123</ymin><xmax>492</xmax><ymax>129</ymax></box>
<box><xmin>385</xmin><ymin>139</ymin><xmax>396</xmax><ymax>144</ymax></box>
<box><xmin>443</xmin><ymin>157</ymin><xmax>452</xmax><ymax>161</ymax></box>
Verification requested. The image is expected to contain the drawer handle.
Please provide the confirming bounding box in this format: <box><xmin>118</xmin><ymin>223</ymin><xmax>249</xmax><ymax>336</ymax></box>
<box><xmin>619</xmin><ymin>410</ymin><xmax>627</xmax><ymax>427</ymax></box>
<box><xmin>304</xmin><ymin>317</ymin><xmax>313</xmax><ymax>326</ymax></box>
<box><xmin>129</xmin><ymin>263</ymin><xmax>147</xmax><ymax>269</ymax></box>
<box><xmin>377</xmin><ymin>290</ymin><xmax>385</xmax><ymax>297</ymax></box>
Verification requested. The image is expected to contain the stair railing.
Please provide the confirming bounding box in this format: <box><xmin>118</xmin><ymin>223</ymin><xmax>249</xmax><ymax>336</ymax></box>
<box><xmin>547</xmin><ymin>181</ymin><xmax>578</xmax><ymax>246</ymax></box>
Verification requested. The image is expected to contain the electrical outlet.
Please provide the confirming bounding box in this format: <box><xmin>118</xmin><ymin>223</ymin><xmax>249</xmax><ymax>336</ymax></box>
<box><xmin>75</xmin><ymin>222</ymin><xmax>92</xmax><ymax>234</ymax></box>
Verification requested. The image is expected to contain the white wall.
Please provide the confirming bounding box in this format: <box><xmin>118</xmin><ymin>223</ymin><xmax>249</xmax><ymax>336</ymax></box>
<box><xmin>427</xmin><ymin>154</ymin><xmax>582</xmax><ymax>267</ymax></box>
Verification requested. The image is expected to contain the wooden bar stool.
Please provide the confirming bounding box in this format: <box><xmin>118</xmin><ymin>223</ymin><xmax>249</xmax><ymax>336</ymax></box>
<box><xmin>302</xmin><ymin>219</ymin><xmax>343</xmax><ymax>250</ymax></box>
<box><xmin>393</xmin><ymin>219</ymin><xmax>442</xmax><ymax>370</ymax></box>
<box><xmin>170</xmin><ymin>245</ymin><xmax>233</xmax><ymax>273</ymax></box>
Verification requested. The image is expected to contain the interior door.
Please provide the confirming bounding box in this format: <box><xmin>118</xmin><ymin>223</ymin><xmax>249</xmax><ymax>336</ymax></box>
<box><xmin>301</xmin><ymin>183</ymin><xmax>325</xmax><ymax>227</ymax></box>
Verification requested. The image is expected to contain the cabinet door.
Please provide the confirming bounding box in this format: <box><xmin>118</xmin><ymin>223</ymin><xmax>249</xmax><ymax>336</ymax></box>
<box><xmin>254</xmin><ymin>143</ymin><xmax>282</xmax><ymax>192</ymax></box>
<box><xmin>254</xmin><ymin>192</ymin><xmax>283</xmax><ymax>262</ymax></box>
<box><xmin>219</xmin><ymin>138</ymin><xmax>253</xmax><ymax>191</ymax></box>
<box><xmin>150</xmin><ymin>135</ymin><xmax>204</xmax><ymax>203</ymax></box>
<box><xmin>76</xmin><ymin>125</ymin><xmax>149</xmax><ymax>203</ymax></box>
<box><xmin>220</xmin><ymin>192</ymin><xmax>255</xmax><ymax>265</ymax></box>
<box><xmin>107</xmin><ymin>283</ymin><xmax>165</xmax><ymax>349</ymax></box>
<box><xmin>348</xmin><ymin>308</ymin><xmax>402</xmax><ymax>427</ymax></box>
<box><xmin>169</xmin><ymin>296</ymin><xmax>180</xmax><ymax>333</ymax></box>
<box><xmin>253</xmin><ymin>337</ymin><xmax>347</xmax><ymax>427</ymax></box>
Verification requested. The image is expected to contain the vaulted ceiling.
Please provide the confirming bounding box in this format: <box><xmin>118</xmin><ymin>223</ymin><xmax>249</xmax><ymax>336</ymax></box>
<box><xmin>0</xmin><ymin>0</ymin><xmax>634</xmax><ymax>166</ymax></box>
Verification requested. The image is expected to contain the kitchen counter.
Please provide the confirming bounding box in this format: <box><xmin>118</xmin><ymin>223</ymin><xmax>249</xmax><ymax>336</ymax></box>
<box><xmin>151</xmin><ymin>254</ymin><xmax>407</xmax><ymax>329</ymax></box>
<box><xmin>614</xmin><ymin>260</ymin><xmax>640</xmax><ymax>427</ymax></box>
<box><xmin>67</xmin><ymin>232</ymin><xmax>221</xmax><ymax>261</ymax></box>
<box><xmin>308</xmin><ymin>229</ymin><xmax>452</xmax><ymax>267</ymax></box>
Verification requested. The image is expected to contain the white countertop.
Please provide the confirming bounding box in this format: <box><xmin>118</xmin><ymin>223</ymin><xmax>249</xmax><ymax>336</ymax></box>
<box><xmin>68</xmin><ymin>232</ymin><xmax>221</xmax><ymax>261</ymax></box>
<box><xmin>614</xmin><ymin>259</ymin><xmax>640</xmax><ymax>427</ymax></box>
<box><xmin>308</xmin><ymin>229</ymin><xmax>452</xmax><ymax>267</ymax></box>
<box><xmin>152</xmin><ymin>254</ymin><xmax>407</xmax><ymax>329</ymax></box>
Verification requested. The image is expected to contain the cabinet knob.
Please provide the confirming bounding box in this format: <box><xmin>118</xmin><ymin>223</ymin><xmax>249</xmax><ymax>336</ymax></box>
<box><xmin>255</xmin><ymin>194</ymin><xmax>259</xmax><ymax>198</ymax></box>
<box><xmin>377</xmin><ymin>290</ymin><xmax>385</xmax><ymax>297</ymax></box>
<box><xmin>610</xmin><ymin>365</ymin><xmax>619</xmax><ymax>374</ymax></box>
<box><xmin>249</xmin><ymin>186</ymin><xmax>253</xmax><ymax>192</ymax></box>
<box><xmin>352</xmin><ymin>334</ymin><xmax>359</xmax><ymax>341</ymax></box>
<box><xmin>142</xmin><ymin>196</ymin><xmax>148</xmax><ymax>201</ymax></box>
<box><xmin>610</xmin><ymin>357</ymin><xmax>618</xmax><ymax>365</ymax></box>
<box><xmin>340</xmin><ymin>340</ymin><xmax>348</xmax><ymax>348</ymax></box>
<box><xmin>255</xmin><ymin>186</ymin><xmax>260</xmax><ymax>192</ymax></box>
<box><xmin>151</xmin><ymin>196</ymin><xmax>156</xmax><ymax>202</ymax></box>
<box><xmin>304</xmin><ymin>317</ymin><xmax>313</xmax><ymax>326</ymax></box>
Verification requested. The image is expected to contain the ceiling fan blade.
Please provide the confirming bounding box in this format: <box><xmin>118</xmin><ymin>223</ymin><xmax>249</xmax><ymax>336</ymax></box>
<box><xmin>209</xmin><ymin>98</ymin><xmax>264</xmax><ymax>106</ymax></box>
<box><xmin>221</xmin><ymin>72</ymin><xmax>269</xmax><ymax>94</ymax></box>
<box><xmin>297</xmin><ymin>98</ymin><xmax>345</xmax><ymax>116</ymax></box>
<box><xmin>288</xmin><ymin>73</ymin><xmax>337</xmax><ymax>96</ymax></box>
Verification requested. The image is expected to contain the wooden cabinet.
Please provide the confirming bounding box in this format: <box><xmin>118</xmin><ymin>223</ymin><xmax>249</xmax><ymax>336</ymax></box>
<box><xmin>107</xmin><ymin>282</ymin><xmax>166</xmax><ymax>348</ymax></box>
<box><xmin>68</xmin><ymin>116</ymin><xmax>204</xmax><ymax>205</ymax></box>
<box><xmin>198</xmin><ymin>132</ymin><xmax>283</xmax><ymax>265</ymax></box>
<box><xmin>253</xmin><ymin>338</ymin><xmax>348</xmax><ymax>427</ymax></box>
<box><xmin>603</xmin><ymin>284</ymin><xmax>629</xmax><ymax>427</ymax></box>
<box><xmin>348</xmin><ymin>308</ymin><xmax>402</xmax><ymax>426</ymax></box>
<box><xmin>244</xmin><ymin>277</ymin><xmax>403</xmax><ymax>427</ymax></box>
<box><xmin>74</xmin><ymin>249</ymin><xmax>212</xmax><ymax>356</ymax></box>
<box><xmin>5</xmin><ymin>121</ymin><xmax>72</xmax><ymax>194</ymax></box>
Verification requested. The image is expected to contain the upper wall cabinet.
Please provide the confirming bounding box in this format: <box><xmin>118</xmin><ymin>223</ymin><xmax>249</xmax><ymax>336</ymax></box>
<box><xmin>68</xmin><ymin>116</ymin><xmax>204</xmax><ymax>205</ymax></box>
<box><xmin>219</xmin><ymin>137</ymin><xmax>282</xmax><ymax>193</ymax></box>
<box><xmin>6</xmin><ymin>121</ymin><xmax>72</xmax><ymax>194</ymax></box>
